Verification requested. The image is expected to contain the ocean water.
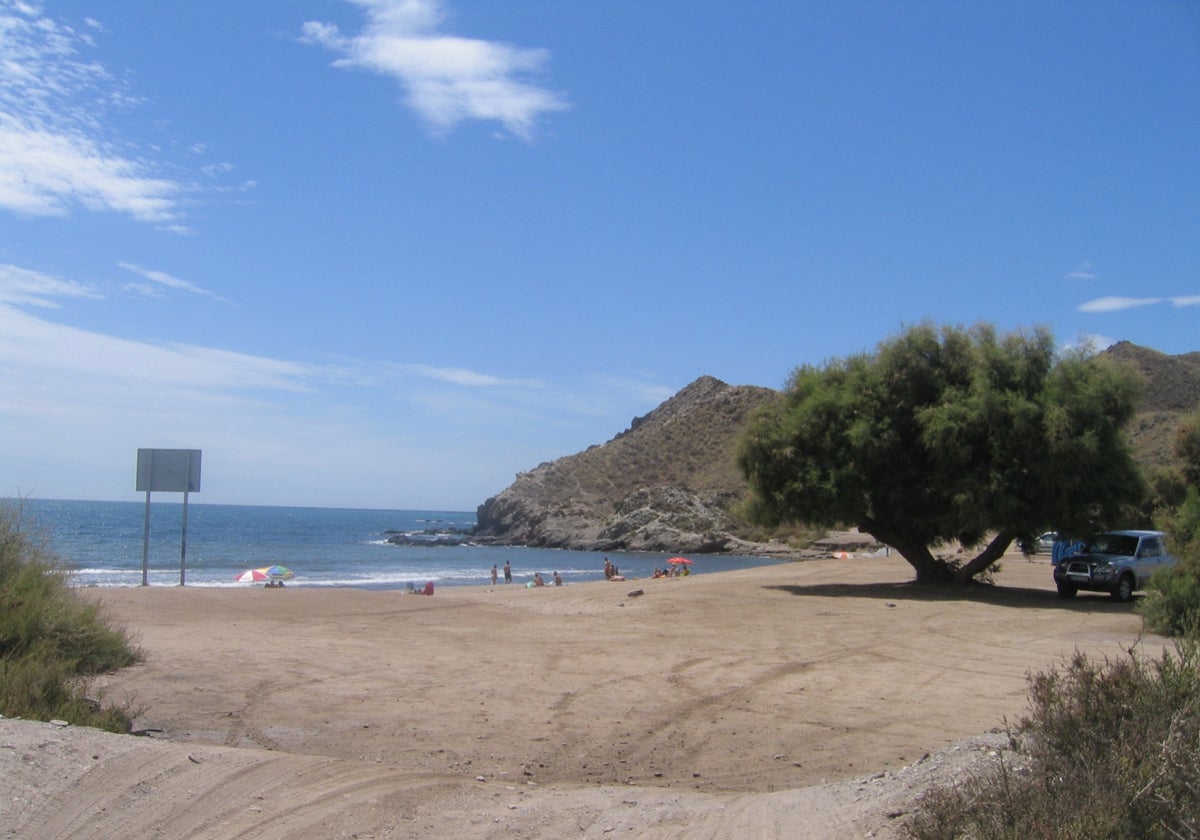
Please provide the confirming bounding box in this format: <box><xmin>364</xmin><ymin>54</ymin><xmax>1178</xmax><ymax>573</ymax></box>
<box><xmin>15</xmin><ymin>499</ymin><xmax>783</xmax><ymax>590</ymax></box>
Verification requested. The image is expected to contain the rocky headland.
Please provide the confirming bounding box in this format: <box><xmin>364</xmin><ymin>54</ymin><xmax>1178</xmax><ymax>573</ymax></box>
<box><xmin>472</xmin><ymin>375</ymin><xmax>788</xmax><ymax>555</ymax></box>
<box><xmin>469</xmin><ymin>343</ymin><xmax>1200</xmax><ymax>557</ymax></box>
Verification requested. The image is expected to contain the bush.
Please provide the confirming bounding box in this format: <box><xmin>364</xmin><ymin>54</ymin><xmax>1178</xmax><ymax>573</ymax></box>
<box><xmin>906</xmin><ymin>645</ymin><xmax>1200</xmax><ymax>839</ymax></box>
<box><xmin>1140</xmin><ymin>416</ymin><xmax>1200</xmax><ymax>639</ymax></box>
<box><xmin>0</xmin><ymin>501</ymin><xmax>142</xmax><ymax>731</ymax></box>
<box><xmin>1140</xmin><ymin>487</ymin><xmax>1200</xmax><ymax>639</ymax></box>
<box><xmin>1140</xmin><ymin>567</ymin><xmax>1200</xmax><ymax>639</ymax></box>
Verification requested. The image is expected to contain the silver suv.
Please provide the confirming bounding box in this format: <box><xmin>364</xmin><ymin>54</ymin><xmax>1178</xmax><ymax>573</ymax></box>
<box><xmin>1053</xmin><ymin>530</ymin><xmax>1176</xmax><ymax>602</ymax></box>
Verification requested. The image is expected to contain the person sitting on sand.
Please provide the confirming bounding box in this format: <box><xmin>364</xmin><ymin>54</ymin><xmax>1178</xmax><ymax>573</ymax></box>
<box><xmin>553</xmin><ymin>571</ymin><xmax>562</xmax><ymax>586</ymax></box>
<box><xmin>533</xmin><ymin>572</ymin><xmax>545</xmax><ymax>587</ymax></box>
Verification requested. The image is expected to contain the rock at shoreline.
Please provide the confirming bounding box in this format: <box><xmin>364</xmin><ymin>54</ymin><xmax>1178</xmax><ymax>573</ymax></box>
<box><xmin>384</xmin><ymin>528</ymin><xmax>474</xmax><ymax>547</ymax></box>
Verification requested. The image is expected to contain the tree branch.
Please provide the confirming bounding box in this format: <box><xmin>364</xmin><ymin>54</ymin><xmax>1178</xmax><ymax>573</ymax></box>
<box><xmin>955</xmin><ymin>531</ymin><xmax>1016</xmax><ymax>583</ymax></box>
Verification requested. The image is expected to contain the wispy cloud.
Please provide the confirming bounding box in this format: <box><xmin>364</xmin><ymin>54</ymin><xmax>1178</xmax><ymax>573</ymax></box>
<box><xmin>405</xmin><ymin>363</ymin><xmax>544</xmax><ymax>388</ymax></box>
<box><xmin>0</xmin><ymin>2</ymin><xmax>187</xmax><ymax>225</ymax></box>
<box><xmin>1077</xmin><ymin>295</ymin><xmax>1200</xmax><ymax>314</ymax></box>
<box><xmin>0</xmin><ymin>267</ymin><xmax>353</xmax><ymax>397</ymax></box>
<box><xmin>0</xmin><ymin>259</ymin><xmax>669</xmax><ymax>507</ymax></box>
<box><xmin>1077</xmin><ymin>296</ymin><xmax>1163</xmax><ymax>313</ymax></box>
<box><xmin>0</xmin><ymin>267</ymin><xmax>591</xmax><ymax>403</ymax></box>
<box><xmin>1065</xmin><ymin>259</ymin><xmax>1097</xmax><ymax>280</ymax></box>
<box><xmin>118</xmin><ymin>262</ymin><xmax>231</xmax><ymax>304</ymax></box>
<box><xmin>300</xmin><ymin>0</ymin><xmax>569</xmax><ymax>139</ymax></box>
<box><xmin>0</xmin><ymin>263</ymin><xmax>625</xmax><ymax>414</ymax></box>
<box><xmin>0</xmin><ymin>263</ymin><xmax>102</xmax><ymax>308</ymax></box>
<box><xmin>0</xmin><ymin>304</ymin><xmax>318</xmax><ymax>397</ymax></box>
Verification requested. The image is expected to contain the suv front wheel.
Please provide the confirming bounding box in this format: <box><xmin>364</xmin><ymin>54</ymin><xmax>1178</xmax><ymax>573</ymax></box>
<box><xmin>1111</xmin><ymin>574</ymin><xmax>1135</xmax><ymax>603</ymax></box>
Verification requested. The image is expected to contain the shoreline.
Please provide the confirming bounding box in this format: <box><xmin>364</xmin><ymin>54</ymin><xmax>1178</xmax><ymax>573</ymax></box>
<box><xmin>66</xmin><ymin>549</ymin><xmax>798</xmax><ymax>591</ymax></box>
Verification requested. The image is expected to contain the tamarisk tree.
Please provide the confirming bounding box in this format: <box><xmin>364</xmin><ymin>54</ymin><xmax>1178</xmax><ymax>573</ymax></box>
<box><xmin>738</xmin><ymin>323</ymin><xmax>1146</xmax><ymax>584</ymax></box>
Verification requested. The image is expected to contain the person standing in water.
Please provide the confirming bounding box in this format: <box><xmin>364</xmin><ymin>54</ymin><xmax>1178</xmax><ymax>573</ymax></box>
<box><xmin>503</xmin><ymin>561</ymin><xmax>512</xmax><ymax>584</ymax></box>
<box><xmin>491</xmin><ymin>565</ymin><xmax>498</xmax><ymax>585</ymax></box>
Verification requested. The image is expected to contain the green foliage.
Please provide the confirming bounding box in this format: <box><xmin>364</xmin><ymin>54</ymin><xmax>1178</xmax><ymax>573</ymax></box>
<box><xmin>1142</xmin><ymin>464</ymin><xmax>1188</xmax><ymax>527</ymax></box>
<box><xmin>0</xmin><ymin>501</ymin><xmax>141</xmax><ymax>731</ymax></box>
<box><xmin>907</xmin><ymin>645</ymin><xmax>1200</xmax><ymax>839</ymax></box>
<box><xmin>1140</xmin><ymin>413</ymin><xmax>1200</xmax><ymax>638</ymax></box>
<box><xmin>738</xmin><ymin>323</ymin><xmax>1145</xmax><ymax>583</ymax></box>
<box><xmin>1141</xmin><ymin>487</ymin><xmax>1200</xmax><ymax>638</ymax></box>
<box><xmin>1140</xmin><ymin>567</ymin><xmax>1200</xmax><ymax>639</ymax></box>
<box><xmin>1178</xmin><ymin>413</ymin><xmax>1200</xmax><ymax>490</ymax></box>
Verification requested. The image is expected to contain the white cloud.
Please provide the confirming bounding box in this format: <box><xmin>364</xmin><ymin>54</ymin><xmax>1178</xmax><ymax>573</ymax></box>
<box><xmin>0</xmin><ymin>305</ymin><xmax>318</xmax><ymax>397</ymax></box>
<box><xmin>0</xmin><ymin>117</ymin><xmax>181</xmax><ymax>223</ymax></box>
<box><xmin>404</xmin><ymin>363</ymin><xmax>543</xmax><ymax>388</ymax></box>
<box><xmin>1065</xmin><ymin>259</ymin><xmax>1097</xmax><ymax>281</ymax></box>
<box><xmin>0</xmin><ymin>263</ymin><xmax>102</xmax><ymax>308</ymax></box>
<box><xmin>0</xmin><ymin>271</ymin><xmax>553</xmax><ymax>404</ymax></box>
<box><xmin>301</xmin><ymin>0</ymin><xmax>569</xmax><ymax>138</ymax></box>
<box><xmin>0</xmin><ymin>3</ymin><xmax>187</xmax><ymax>224</ymax></box>
<box><xmin>117</xmin><ymin>262</ymin><xmax>231</xmax><ymax>304</ymax></box>
<box><xmin>1076</xmin><ymin>290</ymin><xmax>1200</xmax><ymax>313</ymax></box>
<box><xmin>1077</xmin><ymin>296</ymin><xmax>1163</xmax><ymax>313</ymax></box>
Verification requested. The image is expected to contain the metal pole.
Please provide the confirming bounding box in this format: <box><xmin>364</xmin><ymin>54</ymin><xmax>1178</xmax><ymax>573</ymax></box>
<box><xmin>142</xmin><ymin>489</ymin><xmax>151</xmax><ymax>586</ymax></box>
<box><xmin>180</xmin><ymin>489</ymin><xmax>189</xmax><ymax>586</ymax></box>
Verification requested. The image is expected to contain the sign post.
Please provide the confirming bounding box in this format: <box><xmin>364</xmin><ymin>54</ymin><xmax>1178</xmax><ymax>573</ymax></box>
<box><xmin>136</xmin><ymin>449</ymin><xmax>202</xmax><ymax>586</ymax></box>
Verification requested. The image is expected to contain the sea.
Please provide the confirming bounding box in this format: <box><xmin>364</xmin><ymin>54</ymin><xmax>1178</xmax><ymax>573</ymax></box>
<box><xmin>15</xmin><ymin>499</ymin><xmax>784</xmax><ymax>590</ymax></box>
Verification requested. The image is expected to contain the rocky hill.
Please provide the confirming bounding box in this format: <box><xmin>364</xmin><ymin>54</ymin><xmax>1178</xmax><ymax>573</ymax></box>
<box><xmin>473</xmin><ymin>376</ymin><xmax>782</xmax><ymax>554</ymax></box>
<box><xmin>472</xmin><ymin>344</ymin><xmax>1200</xmax><ymax>555</ymax></box>
<box><xmin>1104</xmin><ymin>341</ymin><xmax>1200</xmax><ymax>468</ymax></box>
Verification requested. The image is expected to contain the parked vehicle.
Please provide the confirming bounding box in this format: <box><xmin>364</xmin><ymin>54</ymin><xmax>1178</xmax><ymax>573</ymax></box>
<box><xmin>1019</xmin><ymin>531</ymin><xmax>1057</xmax><ymax>555</ymax></box>
<box><xmin>1053</xmin><ymin>530</ymin><xmax>1177</xmax><ymax>602</ymax></box>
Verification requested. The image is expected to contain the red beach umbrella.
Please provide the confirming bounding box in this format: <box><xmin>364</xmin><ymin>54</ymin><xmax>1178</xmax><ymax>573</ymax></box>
<box><xmin>667</xmin><ymin>557</ymin><xmax>693</xmax><ymax>565</ymax></box>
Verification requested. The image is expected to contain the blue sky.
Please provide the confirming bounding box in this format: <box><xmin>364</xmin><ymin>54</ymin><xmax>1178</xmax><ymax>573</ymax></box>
<box><xmin>1</xmin><ymin>0</ymin><xmax>1197</xmax><ymax>511</ymax></box>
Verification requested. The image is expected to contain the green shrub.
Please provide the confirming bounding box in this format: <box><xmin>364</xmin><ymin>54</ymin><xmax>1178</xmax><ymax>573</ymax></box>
<box><xmin>1140</xmin><ymin>487</ymin><xmax>1200</xmax><ymax>639</ymax></box>
<box><xmin>906</xmin><ymin>645</ymin><xmax>1200</xmax><ymax>839</ymax></box>
<box><xmin>1140</xmin><ymin>566</ymin><xmax>1200</xmax><ymax>639</ymax></box>
<box><xmin>0</xmin><ymin>501</ymin><xmax>142</xmax><ymax>731</ymax></box>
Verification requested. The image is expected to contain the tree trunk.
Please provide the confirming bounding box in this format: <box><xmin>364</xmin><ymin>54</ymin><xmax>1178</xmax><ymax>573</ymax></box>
<box><xmin>859</xmin><ymin>519</ymin><xmax>1014</xmax><ymax>585</ymax></box>
<box><xmin>908</xmin><ymin>552</ymin><xmax>957</xmax><ymax>584</ymax></box>
<box><xmin>859</xmin><ymin>517</ymin><xmax>956</xmax><ymax>584</ymax></box>
<box><xmin>953</xmin><ymin>531</ymin><xmax>1015</xmax><ymax>583</ymax></box>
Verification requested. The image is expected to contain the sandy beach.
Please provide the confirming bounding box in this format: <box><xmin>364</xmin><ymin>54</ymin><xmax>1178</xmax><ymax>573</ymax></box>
<box><xmin>1</xmin><ymin>550</ymin><xmax>1168</xmax><ymax>839</ymax></box>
